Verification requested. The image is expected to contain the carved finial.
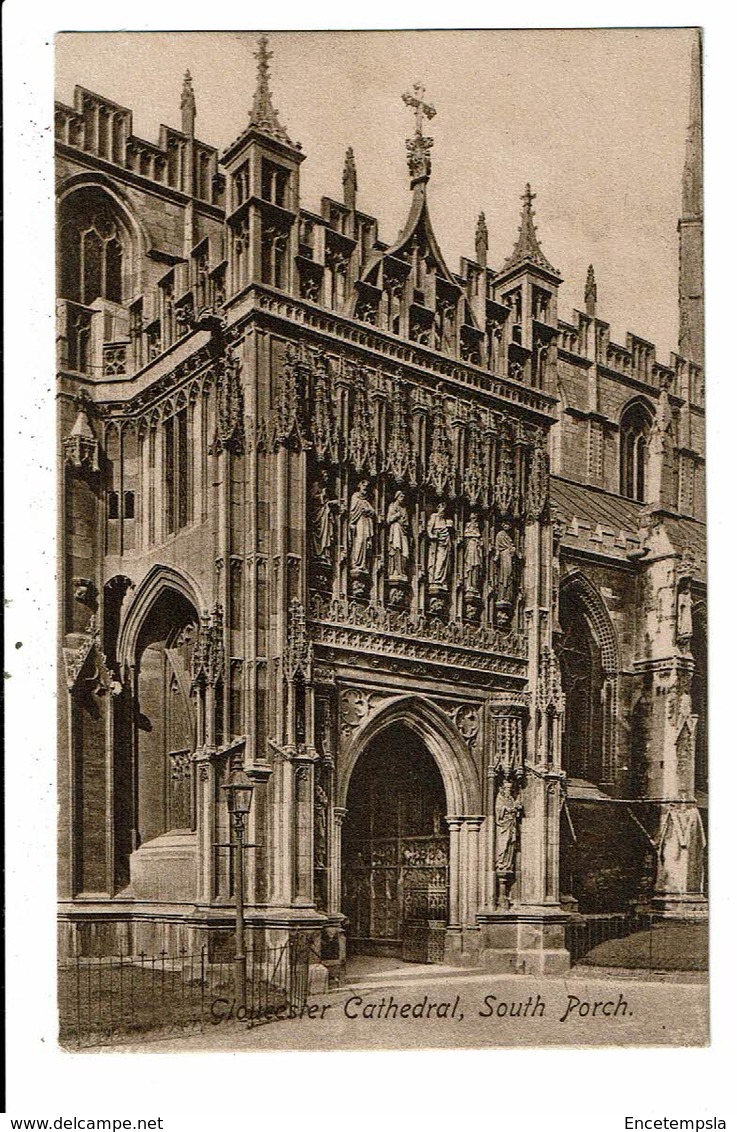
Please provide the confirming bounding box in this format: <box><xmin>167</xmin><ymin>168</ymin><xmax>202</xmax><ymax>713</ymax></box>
<box><xmin>249</xmin><ymin>35</ymin><xmax>293</xmax><ymax>146</ymax></box>
<box><xmin>402</xmin><ymin>81</ymin><xmax>436</xmax><ymax>187</ymax></box>
<box><xmin>475</xmin><ymin>212</ymin><xmax>489</xmax><ymax>269</ymax></box>
<box><xmin>503</xmin><ymin>183</ymin><xmax>559</xmax><ymax>275</ymax></box>
<box><xmin>585</xmin><ymin>264</ymin><xmax>597</xmax><ymax>318</ymax></box>
<box><xmin>343</xmin><ymin>146</ymin><xmax>357</xmax><ymax>211</ymax></box>
<box><xmin>181</xmin><ymin>69</ymin><xmax>196</xmax><ymax>136</ymax></box>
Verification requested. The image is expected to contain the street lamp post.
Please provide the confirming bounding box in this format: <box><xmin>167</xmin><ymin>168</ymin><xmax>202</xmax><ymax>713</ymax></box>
<box><xmin>223</xmin><ymin>749</ymin><xmax>255</xmax><ymax>1011</ymax></box>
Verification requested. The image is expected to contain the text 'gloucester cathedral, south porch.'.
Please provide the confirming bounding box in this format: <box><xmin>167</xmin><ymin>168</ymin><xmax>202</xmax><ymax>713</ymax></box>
<box><xmin>57</xmin><ymin>37</ymin><xmax>707</xmax><ymax>974</ymax></box>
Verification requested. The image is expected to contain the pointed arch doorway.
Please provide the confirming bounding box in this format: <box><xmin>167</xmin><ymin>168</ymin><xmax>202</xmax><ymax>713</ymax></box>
<box><xmin>342</xmin><ymin>723</ymin><xmax>450</xmax><ymax>963</ymax></box>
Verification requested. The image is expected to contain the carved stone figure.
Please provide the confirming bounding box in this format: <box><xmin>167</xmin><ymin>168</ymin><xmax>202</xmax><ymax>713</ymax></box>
<box><xmin>349</xmin><ymin>480</ymin><xmax>376</xmax><ymax>577</ymax></box>
<box><xmin>314</xmin><ymin>782</ymin><xmax>329</xmax><ymax>869</ymax></box>
<box><xmin>386</xmin><ymin>490</ymin><xmax>411</xmax><ymax>582</ymax></box>
<box><xmin>310</xmin><ymin>474</ymin><xmax>338</xmax><ymax>565</ymax></box>
<box><xmin>493</xmin><ymin>521</ymin><xmax>518</xmax><ymax>606</ymax></box>
<box><xmin>427</xmin><ymin>502</ymin><xmax>454</xmax><ymax>589</ymax></box>
<box><xmin>495</xmin><ymin>777</ymin><xmax>524</xmax><ymax>875</ymax></box>
<box><xmin>677</xmin><ymin>582</ymin><xmax>693</xmax><ymax>646</ymax></box>
<box><xmin>463</xmin><ymin>510</ymin><xmax>483</xmax><ymax>595</ymax></box>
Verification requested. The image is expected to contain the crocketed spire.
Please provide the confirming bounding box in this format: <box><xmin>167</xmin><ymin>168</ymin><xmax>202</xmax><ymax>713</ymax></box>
<box><xmin>343</xmin><ymin>147</ymin><xmax>357</xmax><ymax>210</ymax></box>
<box><xmin>503</xmin><ymin>184</ymin><xmax>559</xmax><ymax>275</ymax></box>
<box><xmin>180</xmin><ymin>70</ymin><xmax>196</xmax><ymax>137</ymax></box>
<box><xmin>585</xmin><ymin>264</ymin><xmax>597</xmax><ymax>317</ymax></box>
<box><xmin>249</xmin><ymin>35</ymin><xmax>292</xmax><ymax>145</ymax></box>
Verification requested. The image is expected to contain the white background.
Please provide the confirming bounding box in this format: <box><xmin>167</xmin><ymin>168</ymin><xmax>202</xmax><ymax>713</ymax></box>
<box><xmin>3</xmin><ymin>2</ymin><xmax>735</xmax><ymax>1129</ymax></box>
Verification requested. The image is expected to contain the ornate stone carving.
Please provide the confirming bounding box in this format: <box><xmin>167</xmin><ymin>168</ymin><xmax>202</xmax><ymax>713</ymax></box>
<box><xmin>494</xmin><ymin>778</ymin><xmax>524</xmax><ymax>908</ymax></box>
<box><xmin>63</xmin><ymin>391</ymin><xmax>100</xmax><ymax>473</ymax></box>
<box><xmin>310</xmin><ymin>471</ymin><xmax>339</xmax><ymax>569</ymax></box>
<box><xmin>492</xmin><ymin>521</ymin><xmax>519</xmax><ymax>625</ymax></box>
<box><xmin>427</xmin><ymin>503</ymin><xmax>454</xmax><ymax>614</ymax></box>
<box><xmin>462</xmin><ymin>510</ymin><xmax>483</xmax><ymax>597</ymax></box>
<box><xmin>170</xmin><ymin>750</ymin><xmax>193</xmax><ymax>781</ymax></box>
<box><xmin>212</xmin><ymin>345</ymin><xmax>245</xmax><ymax>455</ymax></box>
<box><xmin>62</xmin><ymin>615</ymin><xmax>120</xmax><ymax>697</ymax></box>
<box><xmin>463</xmin><ymin>415</ymin><xmax>486</xmax><ymax>506</ymax></box>
<box><xmin>273</xmin><ymin>343</ymin><xmax>311</xmax><ymax>451</ymax></box>
<box><xmin>192</xmin><ymin>605</ymin><xmax>225</xmax><ymax>687</ymax></box>
<box><xmin>339</xmin><ymin>686</ymin><xmax>386</xmax><ymax>736</ymax></box>
<box><xmin>426</xmin><ymin>407</ymin><xmax>455</xmax><ymax>496</ymax></box>
<box><xmin>386</xmin><ymin>490</ymin><xmax>411</xmax><ymax>583</ymax></box>
<box><xmin>537</xmin><ymin>645</ymin><xmax>565</xmax><ymax>716</ymax></box>
<box><xmin>72</xmin><ymin>576</ymin><xmax>97</xmax><ymax>608</ymax></box>
<box><xmin>526</xmin><ymin>445</ymin><xmax>549</xmax><ymax>520</ymax></box>
<box><xmin>385</xmin><ymin>384</ymin><xmax>415</xmax><ymax>484</ymax></box>
<box><xmin>311</xmin><ymin>353</ymin><xmax>340</xmax><ymax>464</ymax></box>
<box><xmin>494</xmin><ymin>438</ymin><xmax>515</xmax><ymax>514</ymax></box>
<box><xmin>285</xmin><ymin>598</ymin><xmax>313</xmax><ymax>681</ymax></box>
<box><xmin>451</xmin><ymin>703</ymin><xmax>480</xmax><ymax>747</ymax></box>
<box><xmin>310</xmin><ymin>593</ymin><xmax>528</xmax><ymax>672</ymax></box>
<box><xmin>348</xmin><ymin>479</ymin><xmax>377</xmax><ymax>596</ymax></box>
<box><xmin>490</xmin><ymin>710</ymin><xmax>525</xmax><ymax>780</ymax></box>
<box><xmin>677</xmin><ymin>579</ymin><xmax>694</xmax><ymax>648</ymax></box>
<box><xmin>346</xmin><ymin>368</ymin><xmax>378</xmax><ymax>476</ymax></box>
<box><xmin>402</xmin><ymin>79</ymin><xmax>436</xmax><ymax>186</ymax></box>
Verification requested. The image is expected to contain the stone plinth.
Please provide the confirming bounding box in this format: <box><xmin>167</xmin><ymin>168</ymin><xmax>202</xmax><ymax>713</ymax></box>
<box><xmin>476</xmin><ymin>909</ymin><xmax>571</xmax><ymax>975</ymax></box>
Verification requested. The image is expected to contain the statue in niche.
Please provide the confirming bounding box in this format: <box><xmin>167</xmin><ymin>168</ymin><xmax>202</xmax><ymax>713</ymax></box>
<box><xmin>349</xmin><ymin>479</ymin><xmax>377</xmax><ymax>579</ymax></box>
<box><xmin>493</xmin><ymin>520</ymin><xmax>518</xmax><ymax>612</ymax></box>
<box><xmin>495</xmin><ymin>776</ymin><xmax>524</xmax><ymax>909</ymax></box>
<box><xmin>462</xmin><ymin>510</ymin><xmax>484</xmax><ymax>596</ymax></box>
<box><xmin>314</xmin><ymin>781</ymin><xmax>329</xmax><ymax>869</ymax></box>
<box><xmin>310</xmin><ymin>473</ymin><xmax>338</xmax><ymax>566</ymax></box>
<box><xmin>427</xmin><ymin>502</ymin><xmax>454</xmax><ymax>590</ymax></box>
<box><xmin>677</xmin><ymin>583</ymin><xmax>693</xmax><ymax>646</ymax></box>
<box><xmin>386</xmin><ymin>490</ymin><xmax>411</xmax><ymax>582</ymax></box>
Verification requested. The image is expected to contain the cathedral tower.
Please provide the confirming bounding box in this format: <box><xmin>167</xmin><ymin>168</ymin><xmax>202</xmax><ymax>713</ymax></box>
<box><xmin>678</xmin><ymin>32</ymin><xmax>704</xmax><ymax>366</ymax></box>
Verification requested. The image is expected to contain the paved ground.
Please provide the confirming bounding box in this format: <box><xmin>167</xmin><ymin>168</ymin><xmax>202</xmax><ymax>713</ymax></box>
<box><xmin>112</xmin><ymin>959</ymin><xmax>709</xmax><ymax>1053</ymax></box>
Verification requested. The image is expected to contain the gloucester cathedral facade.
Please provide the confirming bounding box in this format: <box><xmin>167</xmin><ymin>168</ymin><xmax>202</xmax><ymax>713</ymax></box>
<box><xmin>57</xmin><ymin>38</ymin><xmax>707</xmax><ymax>973</ymax></box>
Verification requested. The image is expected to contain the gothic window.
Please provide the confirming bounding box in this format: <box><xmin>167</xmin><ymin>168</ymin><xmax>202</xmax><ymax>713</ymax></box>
<box><xmin>620</xmin><ymin>401</ymin><xmax>652</xmax><ymax>501</ymax></box>
<box><xmin>197</xmin><ymin>151</ymin><xmax>212</xmax><ymax>202</ymax></box>
<box><xmin>123</xmin><ymin>490</ymin><xmax>135</xmax><ymax>519</ymax></box>
<box><xmin>327</xmin><ymin>256</ymin><xmax>348</xmax><ymax>310</ymax></box>
<box><xmin>108</xmin><ymin>490</ymin><xmax>120</xmax><ymax>520</ymax></box>
<box><xmin>160</xmin><ymin>273</ymin><xmax>175</xmax><ymax>349</ymax></box>
<box><xmin>163</xmin><ymin>409</ymin><xmax>190</xmax><ymax>535</ymax></box>
<box><xmin>262</xmin><ymin>159</ymin><xmax>290</xmax><ymax>208</ymax></box>
<box><xmin>231</xmin><ymin>221</ymin><xmax>249</xmax><ymax>294</ymax></box>
<box><xmin>59</xmin><ymin>189</ymin><xmax>126</xmax><ymax>306</ymax></box>
<box><xmin>262</xmin><ymin>228</ymin><xmax>288</xmax><ymax>288</ymax></box>
<box><xmin>559</xmin><ymin>588</ymin><xmax>605</xmax><ymax>783</ymax></box>
<box><xmin>129</xmin><ymin>298</ymin><xmax>143</xmax><ymax>370</ymax></box>
<box><xmin>193</xmin><ymin>245</ymin><xmax>209</xmax><ymax>313</ymax></box>
<box><xmin>233</xmin><ymin>159</ymin><xmax>250</xmax><ymax>208</ymax></box>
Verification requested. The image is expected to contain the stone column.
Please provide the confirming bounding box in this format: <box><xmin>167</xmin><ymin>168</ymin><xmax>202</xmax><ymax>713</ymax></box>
<box><xmin>293</xmin><ymin>757</ymin><xmax>315</xmax><ymax>906</ymax></box>
<box><xmin>271</xmin><ymin>751</ymin><xmax>295</xmax><ymax>907</ymax></box>
<box><xmin>330</xmin><ymin>807</ymin><xmax>347</xmax><ymax>915</ymax></box>
<box><xmin>462</xmin><ymin>816</ymin><xmax>484</xmax><ymax>927</ymax></box>
<box><xmin>446</xmin><ymin>817</ymin><xmax>462</xmax><ymax>929</ymax></box>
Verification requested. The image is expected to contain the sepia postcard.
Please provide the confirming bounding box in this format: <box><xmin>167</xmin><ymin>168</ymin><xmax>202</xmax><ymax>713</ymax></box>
<box><xmin>52</xmin><ymin>27</ymin><xmax>709</xmax><ymax>1055</ymax></box>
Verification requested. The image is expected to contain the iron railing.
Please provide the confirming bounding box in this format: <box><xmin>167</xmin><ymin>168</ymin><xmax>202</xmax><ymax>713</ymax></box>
<box><xmin>565</xmin><ymin>911</ymin><xmax>708</xmax><ymax>972</ymax></box>
<box><xmin>59</xmin><ymin>940</ymin><xmax>310</xmax><ymax>1049</ymax></box>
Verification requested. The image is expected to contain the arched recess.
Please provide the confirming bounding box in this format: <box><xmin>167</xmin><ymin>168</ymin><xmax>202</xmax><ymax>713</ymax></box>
<box><xmin>117</xmin><ymin>564</ymin><xmax>206</xmax><ymax>672</ymax></box>
<box><xmin>338</xmin><ymin>694</ymin><xmax>482</xmax><ymax>816</ymax></box>
<box><xmin>111</xmin><ymin>567</ymin><xmax>205</xmax><ymax>892</ymax></box>
<box><xmin>57</xmin><ymin>173</ymin><xmax>151</xmax><ymax>305</ymax></box>
<box><xmin>559</xmin><ymin>571</ymin><xmax>620</xmax><ymax>785</ymax></box>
